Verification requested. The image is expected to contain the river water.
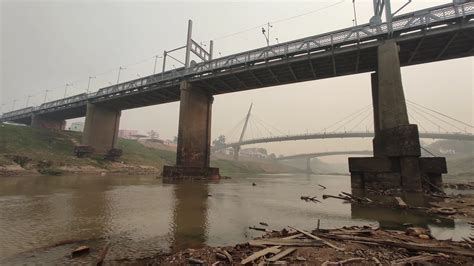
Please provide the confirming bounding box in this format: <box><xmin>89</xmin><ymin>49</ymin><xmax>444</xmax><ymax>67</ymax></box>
<box><xmin>0</xmin><ymin>174</ymin><xmax>471</xmax><ymax>264</ymax></box>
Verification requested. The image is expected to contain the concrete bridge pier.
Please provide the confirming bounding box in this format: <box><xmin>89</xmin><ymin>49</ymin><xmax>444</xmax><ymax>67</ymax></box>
<box><xmin>31</xmin><ymin>114</ymin><xmax>66</xmax><ymax>130</ymax></box>
<box><xmin>305</xmin><ymin>157</ymin><xmax>313</xmax><ymax>174</ymax></box>
<box><xmin>162</xmin><ymin>81</ymin><xmax>220</xmax><ymax>180</ymax></box>
<box><xmin>349</xmin><ymin>40</ymin><xmax>446</xmax><ymax>193</ymax></box>
<box><xmin>233</xmin><ymin>146</ymin><xmax>240</xmax><ymax>161</ymax></box>
<box><xmin>80</xmin><ymin>103</ymin><xmax>121</xmax><ymax>155</ymax></box>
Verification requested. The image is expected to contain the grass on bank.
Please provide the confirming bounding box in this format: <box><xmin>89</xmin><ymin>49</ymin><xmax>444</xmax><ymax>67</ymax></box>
<box><xmin>0</xmin><ymin>124</ymin><xmax>300</xmax><ymax>175</ymax></box>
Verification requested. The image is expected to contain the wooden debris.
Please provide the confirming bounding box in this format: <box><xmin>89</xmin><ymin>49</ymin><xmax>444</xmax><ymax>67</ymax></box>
<box><xmin>249</xmin><ymin>238</ymin><xmax>323</xmax><ymax>247</ymax></box>
<box><xmin>71</xmin><ymin>245</ymin><xmax>90</xmax><ymax>257</ymax></box>
<box><xmin>188</xmin><ymin>257</ymin><xmax>204</xmax><ymax>264</ymax></box>
<box><xmin>372</xmin><ymin>256</ymin><xmax>381</xmax><ymax>265</ymax></box>
<box><xmin>319</xmin><ymin>233</ymin><xmax>474</xmax><ymax>257</ymax></box>
<box><xmin>341</xmin><ymin>192</ymin><xmax>366</xmax><ymax>203</ymax></box>
<box><xmin>241</xmin><ymin>246</ymin><xmax>281</xmax><ymax>264</ymax></box>
<box><xmin>394</xmin><ymin>196</ymin><xmax>408</xmax><ymax>209</ymax></box>
<box><xmin>281</xmin><ymin>233</ymin><xmax>304</xmax><ymax>240</ymax></box>
<box><xmin>318</xmin><ymin>184</ymin><xmax>327</xmax><ymax>189</ymax></box>
<box><xmin>301</xmin><ymin>196</ymin><xmax>321</xmax><ymax>203</ymax></box>
<box><xmin>391</xmin><ymin>254</ymin><xmax>437</xmax><ymax>265</ymax></box>
<box><xmin>288</xmin><ymin>226</ymin><xmax>344</xmax><ymax>251</ymax></box>
<box><xmin>436</xmin><ymin>207</ymin><xmax>457</xmax><ymax>215</ymax></box>
<box><xmin>259</xmin><ymin>222</ymin><xmax>269</xmax><ymax>226</ymax></box>
<box><xmin>96</xmin><ymin>243</ymin><xmax>111</xmax><ymax>266</ymax></box>
<box><xmin>215</xmin><ymin>252</ymin><xmax>227</xmax><ymax>260</ymax></box>
<box><xmin>321</xmin><ymin>257</ymin><xmax>364</xmax><ymax>265</ymax></box>
<box><xmin>267</xmin><ymin>248</ymin><xmax>296</xmax><ymax>262</ymax></box>
<box><xmin>249</xmin><ymin>226</ymin><xmax>275</xmax><ymax>232</ymax></box>
<box><xmin>322</xmin><ymin>194</ymin><xmax>352</xmax><ymax>201</ymax></box>
<box><xmin>219</xmin><ymin>249</ymin><xmax>233</xmax><ymax>263</ymax></box>
<box><xmin>295</xmin><ymin>256</ymin><xmax>306</xmax><ymax>261</ymax></box>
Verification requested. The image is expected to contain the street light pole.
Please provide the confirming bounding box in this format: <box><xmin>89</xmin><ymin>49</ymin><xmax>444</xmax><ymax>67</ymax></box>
<box><xmin>153</xmin><ymin>55</ymin><xmax>161</xmax><ymax>74</ymax></box>
<box><xmin>11</xmin><ymin>99</ymin><xmax>18</xmax><ymax>111</ymax></box>
<box><xmin>87</xmin><ymin>76</ymin><xmax>96</xmax><ymax>93</ymax></box>
<box><xmin>26</xmin><ymin>95</ymin><xmax>32</xmax><ymax>107</ymax></box>
<box><xmin>352</xmin><ymin>0</ymin><xmax>358</xmax><ymax>26</ymax></box>
<box><xmin>43</xmin><ymin>90</ymin><xmax>49</xmax><ymax>104</ymax></box>
<box><xmin>117</xmin><ymin>67</ymin><xmax>126</xmax><ymax>84</ymax></box>
<box><xmin>63</xmin><ymin>83</ymin><xmax>72</xmax><ymax>98</ymax></box>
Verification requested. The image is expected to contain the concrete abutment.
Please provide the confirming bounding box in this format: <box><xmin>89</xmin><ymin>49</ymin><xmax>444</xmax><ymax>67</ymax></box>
<box><xmin>31</xmin><ymin>114</ymin><xmax>66</xmax><ymax>130</ymax></box>
<box><xmin>348</xmin><ymin>40</ymin><xmax>446</xmax><ymax>193</ymax></box>
<box><xmin>162</xmin><ymin>81</ymin><xmax>219</xmax><ymax>180</ymax></box>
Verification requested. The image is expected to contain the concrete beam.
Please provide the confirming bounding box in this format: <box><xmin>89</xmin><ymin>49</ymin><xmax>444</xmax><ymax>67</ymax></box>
<box><xmin>82</xmin><ymin>103</ymin><xmax>121</xmax><ymax>154</ymax></box>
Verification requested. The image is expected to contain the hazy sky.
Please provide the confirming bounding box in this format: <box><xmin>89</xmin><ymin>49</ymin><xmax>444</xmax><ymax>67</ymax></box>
<box><xmin>1</xmin><ymin>0</ymin><xmax>473</xmax><ymax>159</ymax></box>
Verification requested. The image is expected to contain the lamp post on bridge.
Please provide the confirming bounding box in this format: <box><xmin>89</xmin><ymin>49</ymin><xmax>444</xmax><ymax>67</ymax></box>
<box><xmin>261</xmin><ymin>22</ymin><xmax>273</xmax><ymax>46</ymax></box>
<box><xmin>117</xmin><ymin>66</ymin><xmax>126</xmax><ymax>84</ymax></box>
<box><xmin>43</xmin><ymin>90</ymin><xmax>49</xmax><ymax>104</ymax></box>
<box><xmin>11</xmin><ymin>99</ymin><xmax>18</xmax><ymax>111</ymax></box>
<box><xmin>63</xmin><ymin>83</ymin><xmax>73</xmax><ymax>98</ymax></box>
<box><xmin>352</xmin><ymin>0</ymin><xmax>358</xmax><ymax>26</ymax></box>
<box><xmin>153</xmin><ymin>55</ymin><xmax>162</xmax><ymax>74</ymax></box>
<box><xmin>26</xmin><ymin>95</ymin><xmax>32</xmax><ymax>107</ymax></box>
<box><xmin>87</xmin><ymin>76</ymin><xmax>96</xmax><ymax>93</ymax></box>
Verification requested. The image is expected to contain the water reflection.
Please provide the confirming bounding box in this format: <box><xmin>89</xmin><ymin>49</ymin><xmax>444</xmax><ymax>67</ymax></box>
<box><xmin>170</xmin><ymin>182</ymin><xmax>209</xmax><ymax>251</ymax></box>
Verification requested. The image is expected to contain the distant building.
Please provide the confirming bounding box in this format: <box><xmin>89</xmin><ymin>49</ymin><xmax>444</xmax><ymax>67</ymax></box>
<box><xmin>119</xmin><ymin>129</ymin><xmax>139</xmax><ymax>139</ymax></box>
<box><xmin>240</xmin><ymin>148</ymin><xmax>268</xmax><ymax>158</ymax></box>
<box><xmin>69</xmin><ymin>122</ymin><xmax>84</xmax><ymax>132</ymax></box>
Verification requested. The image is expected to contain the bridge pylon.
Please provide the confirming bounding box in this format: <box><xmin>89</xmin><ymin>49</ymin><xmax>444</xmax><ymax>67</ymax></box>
<box><xmin>349</xmin><ymin>40</ymin><xmax>446</xmax><ymax>193</ymax></box>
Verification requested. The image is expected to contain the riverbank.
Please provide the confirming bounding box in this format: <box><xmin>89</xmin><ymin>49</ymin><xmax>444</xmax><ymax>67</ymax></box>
<box><xmin>0</xmin><ymin>124</ymin><xmax>303</xmax><ymax>177</ymax></box>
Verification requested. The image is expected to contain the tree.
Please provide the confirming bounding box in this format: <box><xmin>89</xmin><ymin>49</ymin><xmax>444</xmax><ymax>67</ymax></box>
<box><xmin>212</xmin><ymin>135</ymin><xmax>226</xmax><ymax>148</ymax></box>
<box><xmin>148</xmin><ymin>130</ymin><xmax>159</xmax><ymax>140</ymax></box>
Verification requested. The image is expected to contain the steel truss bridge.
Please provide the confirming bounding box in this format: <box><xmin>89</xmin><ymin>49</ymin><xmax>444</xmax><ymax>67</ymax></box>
<box><xmin>1</xmin><ymin>2</ymin><xmax>473</xmax><ymax>125</ymax></box>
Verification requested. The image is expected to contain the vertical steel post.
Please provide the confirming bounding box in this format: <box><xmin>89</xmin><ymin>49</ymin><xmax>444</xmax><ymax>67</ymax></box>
<box><xmin>385</xmin><ymin>0</ymin><xmax>393</xmax><ymax>36</ymax></box>
<box><xmin>209</xmin><ymin>40</ymin><xmax>214</xmax><ymax>60</ymax></box>
<box><xmin>162</xmin><ymin>51</ymin><xmax>167</xmax><ymax>74</ymax></box>
<box><xmin>185</xmin><ymin>19</ymin><xmax>193</xmax><ymax>68</ymax></box>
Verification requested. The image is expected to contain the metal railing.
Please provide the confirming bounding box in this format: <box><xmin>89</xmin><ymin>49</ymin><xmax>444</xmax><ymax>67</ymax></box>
<box><xmin>2</xmin><ymin>2</ymin><xmax>473</xmax><ymax>121</ymax></box>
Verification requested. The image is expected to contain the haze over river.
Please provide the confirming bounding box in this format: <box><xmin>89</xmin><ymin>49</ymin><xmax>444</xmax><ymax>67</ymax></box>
<box><xmin>0</xmin><ymin>174</ymin><xmax>470</xmax><ymax>264</ymax></box>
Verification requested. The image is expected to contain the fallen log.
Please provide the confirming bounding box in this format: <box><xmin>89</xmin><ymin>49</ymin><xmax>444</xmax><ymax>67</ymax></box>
<box><xmin>288</xmin><ymin>226</ymin><xmax>344</xmax><ymax>251</ymax></box>
<box><xmin>267</xmin><ymin>248</ymin><xmax>296</xmax><ymax>262</ymax></box>
<box><xmin>321</xmin><ymin>257</ymin><xmax>364</xmax><ymax>265</ymax></box>
<box><xmin>241</xmin><ymin>246</ymin><xmax>281</xmax><ymax>264</ymax></box>
<box><xmin>96</xmin><ymin>242</ymin><xmax>111</xmax><ymax>266</ymax></box>
<box><xmin>249</xmin><ymin>238</ymin><xmax>323</xmax><ymax>247</ymax></box>
<box><xmin>318</xmin><ymin>233</ymin><xmax>474</xmax><ymax>257</ymax></box>
<box><xmin>394</xmin><ymin>196</ymin><xmax>408</xmax><ymax>209</ymax></box>
<box><xmin>322</xmin><ymin>194</ymin><xmax>352</xmax><ymax>201</ymax></box>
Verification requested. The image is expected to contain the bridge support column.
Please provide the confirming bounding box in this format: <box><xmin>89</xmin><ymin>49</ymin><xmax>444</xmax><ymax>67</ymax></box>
<box><xmin>349</xmin><ymin>40</ymin><xmax>446</xmax><ymax>193</ymax></box>
<box><xmin>80</xmin><ymin>103</ymin><xmax>121</xmax><ymax>155</ymax></box>
<box><xmin>31</xmin><ymin>114</ymin><xmax>66</xmax><ymax>130</ymax></box>
<box><xmin>162</xmin><ymin>81</ymin><xmax>219</xmax><ymax>180</ymax></box>
<box><xmin>306</xmin><ymin>157</ymin><xmax>313</xmax><ymax>174</ymax></box>
<box><xmin>233</xmin><ymin>146</ymin><xmax>240</xmax><ymax>161</ymax></box>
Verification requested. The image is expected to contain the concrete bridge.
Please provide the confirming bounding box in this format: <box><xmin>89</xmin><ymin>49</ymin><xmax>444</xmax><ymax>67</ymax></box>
<box><xmin>278</xmin><ymin>150</ymin><xmax>373</xmax><ymax>173</ymax></box>
<box><xmin>1</xmin><ymin>1</ymin><xmax>473</xmax><ymax>186</ymax></box>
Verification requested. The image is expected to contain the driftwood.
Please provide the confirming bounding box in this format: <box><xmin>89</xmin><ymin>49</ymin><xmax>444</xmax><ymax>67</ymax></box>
<box><xmin>282</xmin><ymin>233</ymin><xmax>304</xmax><ymax>240</ymax></box>
<box><xmin>301</xmin><ymin>196</ymin><xmax>321</xmax><ymax>203</ymax></box>
<box><xmin>318</xmin><ymin>184</ymin><xmax>327</xmax><ymax>189</ymax></box>
<box><xmin>249</xmin><ymin>226</ymin><xmax>276</xmax><ymax>233</ymax></box>
<box><xmin>321</xmin><ymin>257</ymin><xmax>364</xmax><ymax>265</ymax></box>
<box><xmin>249</xmin><ymin>238</ymin><xmax>323</xmax><ymax>247</ymax></box>
<box><xmin>319</xmin><ymin>233</ymin><xmax>474</xmax><ymax>257</ymax></box>
<box><xmin>241</xmin><ymin>246</ymin><xmax>281</xmax><ymax>264</ymax></box>
<box><xmin>341</xmin><ymin>192</ymin><xmax>365</xmax><ymax>202</ymax></box>
<box><xmin>267</xmin><ymin>248</ymin><xmax>296</xmax><ymax>262</ymax></box>
<box><xmin>391</xmin><ymin>254</ymin><xmax>438</xmax><ymax>265</ymax></box>
<box><xmin>96</xmin><ymin>242</ymin><xmax>111</xmax><ymax>266</ymax></box>
<box><xmin>188</xmin><ymin>257</ymin><xmax>205</xmax><ymax>264</ymax></box>
<box><xmin>71</xmin><ymin>245</ymin><xmax>90</xmax><ymax>257</ymax></box>
<box><xmin>322</xmin><ymin>194</ymin><xmax>352</xmax><ymax>201</ymax></box>
<box><xmin>394</xmin><ymin>197</ymin><xmax>408</xmax><ymax>209</ymax></box>
<box><xmin>288</xmin><ymin>226</ymin><xmax>344</xmax><ymax>251</ymax></box>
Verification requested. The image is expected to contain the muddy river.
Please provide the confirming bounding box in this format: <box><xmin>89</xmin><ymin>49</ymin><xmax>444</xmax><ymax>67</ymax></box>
<box><xmin>0</xmin><ymin>174</ymin><xmax>471</xmax><ymax>264</ymax></box>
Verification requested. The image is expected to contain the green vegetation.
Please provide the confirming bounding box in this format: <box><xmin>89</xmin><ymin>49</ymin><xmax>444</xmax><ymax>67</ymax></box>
<box><xmin>0</xmin><ymin>124</ymin><xmax>300</xmax><ymax>176</ymax></box>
